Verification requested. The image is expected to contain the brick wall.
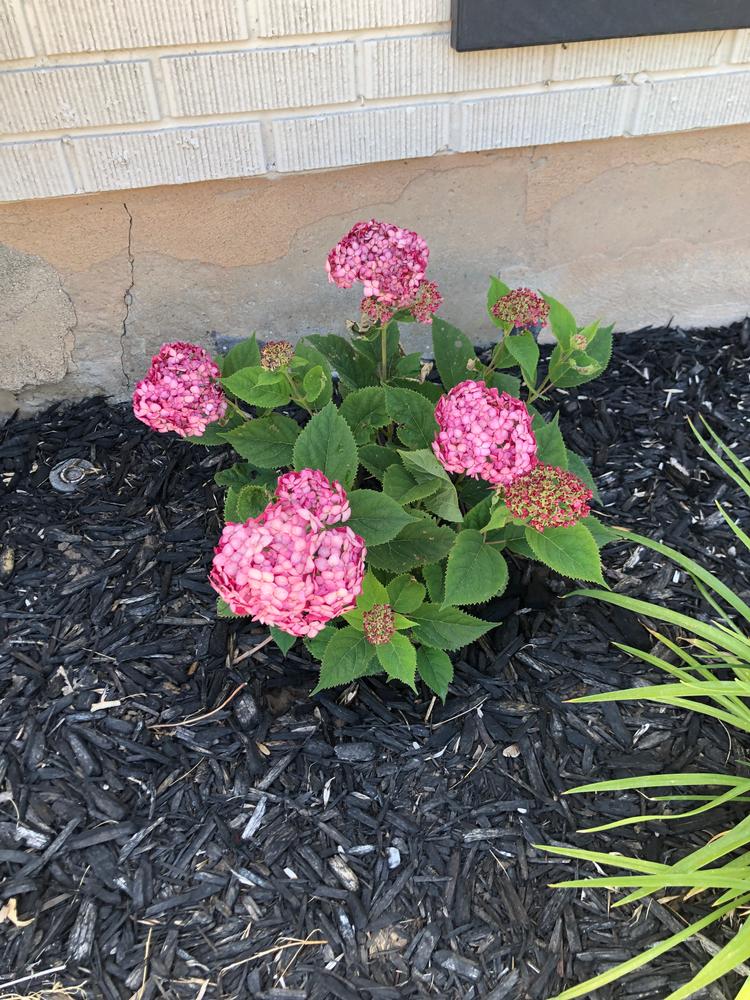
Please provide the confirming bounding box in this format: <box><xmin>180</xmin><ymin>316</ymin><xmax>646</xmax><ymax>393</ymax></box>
<box><xmin>1</xmin><ymin>0</ymin><xmax>750</xmax><ymax>201</ymax></box>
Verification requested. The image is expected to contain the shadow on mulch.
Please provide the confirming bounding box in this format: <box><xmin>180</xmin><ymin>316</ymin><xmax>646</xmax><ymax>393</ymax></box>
<box><xmin>1</xmin><ymin>323</ymin><xmax>750</xmax><ymax>1000</ymax></box>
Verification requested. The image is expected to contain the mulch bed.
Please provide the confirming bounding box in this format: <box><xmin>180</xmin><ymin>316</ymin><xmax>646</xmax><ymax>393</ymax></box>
<box><xmin>2</xmin><ymin>322</ymin><xmax>750</xmax><ymax>1000</ymax></box>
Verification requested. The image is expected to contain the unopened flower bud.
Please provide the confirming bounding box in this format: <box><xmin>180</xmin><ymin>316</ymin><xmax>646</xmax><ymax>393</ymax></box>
<box><xmin>503</xmin><ymin>463</ymin><xmax>593</xmax><ymax>531</ymax></box>
<box><xmin>261</xmin><ymin>340</ymin><xmax>294</xmax><ymax>371</ymax></box>
<box><xmin>363</xmin><ymin>604</ymin><xmax>395</xmax><ymax>645</ymax></box>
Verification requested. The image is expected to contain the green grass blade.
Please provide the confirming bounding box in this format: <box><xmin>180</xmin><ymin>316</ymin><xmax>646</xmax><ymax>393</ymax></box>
<box><xmin>577</xmin><ymin>781</ymin><xmax>750</xmax><ymax>833</ymax></box>
<box><xmin>539</xmin><ymin>844</ymin><xmax>668</xmax><ymax>875</ymax></box>
<box><xmin>666</xmin><ymin>914</ymin><xmax>750</xmax><ymax>1000</ymax></box>
<box><xmin>690</xmin><ymin>419</ymin><xmax>750</xmax><ymax>500</ymax></box>
<box><xmin>567</xmin><ymin>772</ymin><xmax>750</xmax><ymax>795</ymax></box>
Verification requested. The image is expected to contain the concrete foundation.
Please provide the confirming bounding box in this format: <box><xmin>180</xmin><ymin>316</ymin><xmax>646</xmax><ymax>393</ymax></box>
<box><xmin>2</xmin><ymin>124</ymin><xmax>750</xmax><ymax>413</ymax></box>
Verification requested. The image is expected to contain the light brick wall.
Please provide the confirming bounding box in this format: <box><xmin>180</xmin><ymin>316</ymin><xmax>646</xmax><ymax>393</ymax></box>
<box><xmin>1</xmin><ymin>0</ymin><xmax>749</xmax><ymax>201</ymax></box>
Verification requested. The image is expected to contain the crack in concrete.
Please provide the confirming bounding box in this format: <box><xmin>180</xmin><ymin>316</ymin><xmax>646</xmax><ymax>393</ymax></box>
<box><xmin>120</xmin><ymin>202</ymin><xmax>134</xmax><ymax>387</ymax></box>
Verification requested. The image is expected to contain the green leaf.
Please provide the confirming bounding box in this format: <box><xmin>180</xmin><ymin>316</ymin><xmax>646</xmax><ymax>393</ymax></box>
<box><xmin>303</xmin><ymin>624</ymin><xmax>338</xmax><ymax>663</ymax></box>
<box><xmin>303</xmin><ymin>334</ymin><xmax>377</xmax><ymax>390</ymax></box>
<box><xmin>500</xmin><ymin>523</ymin><xmax>534</xmax><ymax>558</ymax></box>
<box><xmin>358</xmin><ymin>569</ymin><xmax>390</xmax><ymax>610</ymax></box>
<box><xmin>398</xmin><ymin>447</ymin><xmax>450</xmax><ymax>482</ymax></box>
<box><xmin>214</xmin><ymin>462</ymin><xmax>257</xmax><ymax>488</ymax></box>
<box><xmin>367</xmin><ymin>519</ymin><xmax>456</xmax><ymax>573</ymax></box>
<box><xmin>583</xmin><ymin>516</ymin><xmax>619</xmax><ymax>547</ymax></box>
<box><xmin>533</xmin><ymin>412</ymin><xmax>568</xmax><ymax>468</ymax></box>
<box><xmin>526</xmin><ymin>522</ymin><xmax>604</xmax><ymax>584</ymax></box>
<box><xmin>390</xmin><ymin>378</ymin><xmax>443</xmax><ymax>404</ymax></box>
<box><xmin>224</xmin><ymin>484</ymin><xmax>269</xmax><ymax>522</ymax></box>
<box><xmin>408</xmin><ymin>604</ymin><xmax>495</xmax><ymax>651</ymax></box>
<box><xmin>293</xmin><ymin>402</ymin><xmax>359</xmax><ymax>488</ymax></box>
<box><xmin>422</xmin><ymin>480</ymin><xmax>463</xmax><ymax>523</ymax></box>
<box><xmin>294</xmin><ymin>340</ymin><xmax>333</xmax><ymax>406</ymax></box>
<box><xmin>347</xmin><ymin>489</ymin><xmax>417</xmax><ymax>546</ymax></box>
<box><xmin>216</xmin><ymin>597</ymin><xmax>241</xmax><ymax>618</ymax></box>
<box><xmin>186</xmin><ymin>411</ymin><xmax>244</xmax><ymax>446</ymax></box>
<box><xmin>220</xmin><ymin>334</ymin><xmax>261</xmax><ymax>377</ymax></box>
<box><xmin>422</xmin><ymin>562</ymin><xmax>445</xmax><ymax>604</ymax></box>
<box><xmin>541</xmin><ymin>292</ymin><xmax>576</xmax><ymax>350</ymax></box>
<box><xmin>444</xmin><ymin>529</ymin><xmax>509</xmax><ymax>606</ymax></box>
<box><xmin>566</xmin><ymin>450</ymin><xmax>600</xmax><ymax>501</ymax></box>
<box><xmin>223</xmin><ymin>367</ymin><xmax>291</xmax><ymax>408</ymax></box>
<box><xmin>416</xmin><ymin>646</ymin><xmax>454</xmax><ymax>702</ymax></box>
<box><xmin>395</xmin><ymin>352</ymin><xmax>422</xmax><ymax>378</ymax></box>
<box><xmin>221</xmin><ymin>414</ymin><xmax>300</xmax><ymax>468</ymax></box>
<box><xmin>486</xmin><ymin>372</ymin><xmax>522</xmax><ymax>396</ymax></box>
<box><xmin>552</xmin><ymin>324</ymin><xmax>614</xmax><ymax>389</ymax></box>
<box><xmin>359</xmin><ymin>443</ymin><xmax>400</xmax><ymax>482</ymax></box>
<box><xmin>485</xmin><ymin>504</ymin><xmax>511</xmax><ymax>533</ymax></box>
<box><xmin>383</xmin><ymin>464</ymin><xmax>441</xmax><ymax>505</ymax></box>
<box><xmin>505</xmin><ymin>331</ymin><xmax>540</xmax><ymax>387</ymax></box>
<box><xmin>387</xmin><ymin>574</ymin><xmax>426</xmax><ymax>613</ymax></box>
<box><xmin>463</xmin><ymin>496</ymin><xmax>492</xmax><ymax>531</ymax></box>
<box><xmin>312</xmin><ymin>627</ymin><xmax>377</xmax><ymax>693</ymax></box>
<box><xmin>384</xmin><ymin>386</ymin><xmax>439</xmax><ymax>451</ymax></box>
<box><xmin>339</xmin><ymin>387</ymin><xmax>390</xmax><ymax>444</ymax></box>
<box><xmin>352</xmin><ymin>322</ymin><xmax>400</xmax><ymax>377</ymax></box>
<box><xmin>270</xmin><ymin>626</ymin><xmax>296</xmax><ymax>655</ymax></box>
<box><xmin>376</xmin><ymin>633</ymin><xmax>417</xmax><ymax>689</ymax></box>
<box><xmin>487</xmin><ymin>276</ymin><xmax>512</xmax><ymax>327</ymax></box>
<box><xmin>302</xmin><ymin>364</ymin><xmax>327</xmax><ymax>404</ymax></box>
<box><xmin>431</xmin><ymin>317</ymin><xmax>482</xmax><ymax>389</ymax></box>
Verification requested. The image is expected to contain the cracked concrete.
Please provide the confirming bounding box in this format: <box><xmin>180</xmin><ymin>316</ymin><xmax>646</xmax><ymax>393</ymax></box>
<box><xmin>1</xmin><ymin>124</ymin><xmax>750</xmax><ymax>413</ymax></box>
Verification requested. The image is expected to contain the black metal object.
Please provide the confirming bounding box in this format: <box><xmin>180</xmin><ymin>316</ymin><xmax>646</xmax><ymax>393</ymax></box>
<box><xmin>451</xmin><ymin>0</ymin><xmax>750</xmax><ymax>51</ymax></box>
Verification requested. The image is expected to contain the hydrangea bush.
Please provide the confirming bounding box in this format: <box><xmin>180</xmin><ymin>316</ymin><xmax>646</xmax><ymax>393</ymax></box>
<box><xmin>134</xmin><ymin>219</ymin><xmax>616</xmax><ymax>700</ymax></box>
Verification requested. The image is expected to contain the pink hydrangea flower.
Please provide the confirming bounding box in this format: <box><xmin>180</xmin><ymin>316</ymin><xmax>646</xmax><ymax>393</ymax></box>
<box><xmin>491</xmin><ymin>288</ymin><xmax>549</xmax><ymax>331</ymax></box>
<box><xmin>132</xmin><ymin>341</ymin><xmax>226</xmax><ymax>438</ymax></box>
<box><xmin>504</xmin><ymin>464</ymin><xmax>593</xmax><ymax>531</ymax></box>
<box><xmin>410</xmin><ymin>279</ymin><xmax>442</xmax><ymax>324</ymax></box>
<box><xmin>275</xmin><ymin>469</ymin><xmax>350</xmax><ymax>525</ymax></box>
<box><xmin>326</xmin><ymin>219</ymin><xmax>429</xmax><ymax>306</ymax></box>
<box><xmin>360</xmin><ymin>296</ymin><xmax>395</xmax><ymax>326</ymax></box>
<box><xmin>432</xmin><ymin>380</ymin><xmax>537</xmax><ymax>487</ymax></box>
<box><xmin>210</xmin><ymin>497</ymin><xmax>365</xmax><ymax>638</ymax></box>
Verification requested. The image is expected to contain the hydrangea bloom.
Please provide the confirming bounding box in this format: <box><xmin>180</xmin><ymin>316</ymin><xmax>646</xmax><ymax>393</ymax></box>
<box><xmin>326</xmin><ymin>219</ymin><xmax>429</xmax><ymax>306</ymax></box>
<box><xmin>363</xmin><ymin>604</ymin><xmax>395</xmax><ymax>645</ymax></box>
<box><xmin>132</xmin><ymin>341</ymin><xmax>226</xmax><ymax>437</ymax></box>
<box><xmin>410</xmin><ymin>279</ymin><xmax>442</xmax><ymax>324</ymax></box>
<box><xmin>261</xmin><ymin>340</ymin><xmax>294</xmax><ymax>371</ymax></box>
<box><xmin>504</xmin><ymin>464</ymin><xmax>593</xmax><ymax>531</ymax></box>
<box><xmin>210</xmin><ymin>497</ymin><xmax>365</xmax><ymax>637</ymax></box>
<box><xmin>432</xmin><ymin>380</ymin><xmax>537</xmax><ymax>487</ymax></box>
<box><xmin>360</xmin><ymin>296</ymin><xmax>395</xmax><ymax>326</ymax></box>
<box><xmin>275</xmin><ymin>469</ymin><xmax>350</xmax><ymax>525</ymax></box>
<box><xmin>491</xmin><ymin>288</ymin><xmax>549</xmax><ymax>332</ymax></box>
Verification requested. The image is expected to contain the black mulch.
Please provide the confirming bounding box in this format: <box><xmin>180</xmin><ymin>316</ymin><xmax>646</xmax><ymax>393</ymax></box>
<box><xmin>2</xmin><ymin>323</ymin><xmax>750</xmax><ymax>1000</ymax></box>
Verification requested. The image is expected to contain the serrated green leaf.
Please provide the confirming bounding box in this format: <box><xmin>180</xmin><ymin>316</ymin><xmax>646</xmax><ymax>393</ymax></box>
<box><xmin>583</xmin><ymin>516</ymin><xmax>619</xmax><ymax>547</ymax></box>
<box><xmin>422</xmin><ymin>562</ymin><xmax>445</xmax><ymax>604</ymax></box>
<box><xmin>463</xmin><ymin>496</ymin><xmax>492</xmax><ymax>530</ymax></box>
<box><xmin>214</xmin><ymin>462</ymin><xmax>257</xmax><ymax>488</ymax></box>
<box><xmin>303</xmin><ymin>624</ymin><xmax>338</xmax><ymax>663</ymax></box>
<box><xmin>408</xmin><ymin>604</ymin><xmax>495</xmax><ymax>650</ymax></box>
<box><xmin>293</xmin><ymin>402</ymin><xmax>359</xmax><ymax>488</ymax></box>
<box><xmin>383</xmin><ymin>463</ymin><xmax>441</xmax><ymax>505</ymax></box>
<box><xmin>566</xmin><ymin>450</ymin><xmax>600</xmax><ymax>501</ymax></box>
<box><xmin>486</xmin><ymin>372</ymin><xmax>522</xmax><ymax>396</ymax></box>
<box><xmin>221</xmin><ymin>413</ymin><xmax>300</xmax><ymax>468</ymax></box>
<box><xmin>398</xmin><ymin>447</ymin><xmax>450</xmax><ymax>482</ymax></box>
<box><xmin>533</xmin><ymin>412</ymin><xmax>568</xmax><ymax>468</ymax></box>
<box><xmin>352</xmin><ymin>321</ymin><xmax>400</xmax><ymax>378</ymax></box>
<box><xmin>485</xmin><ymin>504</ymin><xmax>511</xmax><ymax>533</ymax></box>
<box><xmin>312</xmin><ymin>627</ymin><xmax>377</xmax><ymax>693</ymax></box>
<box><xmin>359</xmin><ymin>443</ymin><xmax>400</xmax><ymax>482</ymax></box>
<box><xmin>339</xmin><ymin>386</ymin><xmax>390</xmax><ymax>444</ymax></box>
<box><xmin>270</xmin><ymin>626</ymin><xmax>296</xmax><ymax>655</ymax></box>
<box><xmin>294</xmin><ymin>340</ymin><xmax>333</xmax><ymax>406</ymax></box>
<box><xmin>487</xmin><ymin>276</ymin><xmax>512</xmax><ymax>327</ymax></box>
<box><xmin>505</xmin><ymin>331</ymin><xmax>540</xmax><ymax>387</ymax></box>
<box><xmin>376</xmin><ymin>633</ymin><xmax>417</xmax><ymax>690</ymax></box>
<box><xmin>303</xmin><ymin>334</ymin><xmax>377</xmax><ymax>390</ymax></box>
<box><xmin>554</xmin><ymin>324</ymin><xmax>613</xmax><ymax>388</ymax></box>
<box><xmin>541</xmin><ymin>292</ymin><xmax>576</xmax><ymax>350</ymax></box>
<box><xmin>224</xmin><ymin>483</ymin><xmax>269</xmax><ymax>522</ymax></box>
<box><xmin>186</xmin><ymin>411</ymin><xmax>244</xmax><ymax>446</ymax></box>
<box><xmin>216</xmin><ymin>597</ymin><xmax>241</xmax><ymax>619</ymax></box>
<box><xmin>422</xmin><ymin>480</ymin><xmax>463</xmax><ymax>523</ymax></box>
<box><xmin>390</xmin><ymin>377</ymin><xmax>443</xmax><ymax>404</ymax></box>
<box><xmin>359</xmin><ymin>569</ymin><xmax>390</xmax><ymax>610</ymax></box>
<box><xmin>387</xmin><ymin>574</ymin><xmax>426</xmax><ymax>613</ymax></box>
<box><xmin>223</xmin><ymin>367</ymin><xmax>291</xmax><ymax>408</ymax></box>
<box><xmin>431</xmin><ymin>317</ymin><xmax>482</xmax><ymax>389</ymax></box>
<box><xmin>384</xmin><ymin>386</ymin><xmax>439</xmax><ymax>451</ymax></box>
<box><xmin>220</xmin><ymin>335</ymin><xmax>261</xmax><ymax>377</ymax></box>
<box><xmin>416</xmin><ymin>646</ymin><xmax>454</xmax><ymax>702</ymax></box>
<box><xmin>367</xmin><ymin>519</ymin><xmax>455</xmax><ymax>573</ymax></box>
<box><xmin>526</xmin><ymin>522</ymin><xmax>604</xmax><ymax>584</ymax></box>
<box><xmin>347</xmin><ymin>489</ymin><xmax>417</xmax><ymax>546</ymax></box>
<box><xmin>444</xmin><ymin>529</ymin><xmax>509</xmax><ymax>606</ymax></box>
<box><xmin>302</xmin><ymin>364</ymin><xmax>327</xmax><ymax>404</ymax></box>
<box><xmin>395</xmin><ymin>352</ymin><xmax>422</xmax><ymax>378</ymax></box>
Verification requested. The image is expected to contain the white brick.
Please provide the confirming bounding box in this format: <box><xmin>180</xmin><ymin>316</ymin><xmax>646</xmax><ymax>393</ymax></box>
<box><xmin>363</xmin><ymin>32</ymin><xmax>550</xmax><ymax>99</ymax></box>
<box><xmin>0</xmin><ymin>139</ymin><xmax>73</xmax><ymax>200</ymax></box>
<box><xmin>459</xmin><ymin>84</ymin><xmax>631</xmax><ymax>152</ymax></box>
<box><xmin>273</xmin><ymin>103</ymin><xmax>450</xmax><ymax>172</ymax></box>
<box><xmin>732</xmin><ymin>29</ymin><xmax>750</xmax><ymax>63</ymax></box>
<box><xmin>255</xmin><ymin>0</ymin><xmax>448</xmax><ymax>37</ymax></box>
<box><xmin>554</xmin><ymin>31</ymin><xmax>725</xmax><ymax>80</ymax></box>
<box><xmin>29</xmin><ymin>0</ymin><xmax>246</xmax><ymax>55</ymax></box>
<box><xmin>634</xmin><ymin>71</ymin><xmax>750</xmax><ymax>135</ymax></box>
<box><xmin>164</xmin><ymin>43</ymin><xmax>356</xmax><ymax>117</ymax></box>
<box><xmin>0</xmin><ymin>61</ymin><xmax>156</xmax><ymax>135</ymax></box>
<box><xmin>0</xmin><ymin>0</ymin><xmax>33</xmax><ymax>61</ymax></box>
<box><xmin>68</xmin><ymin>121</ymin><xmax>265</xmax><ymax>192</ymax></box>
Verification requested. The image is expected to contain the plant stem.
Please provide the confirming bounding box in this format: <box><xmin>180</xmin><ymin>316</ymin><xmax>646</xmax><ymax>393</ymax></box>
<box><xmin>283</xmin><ymin>370</ymin><xmax>313</xmax><ymax>415</ymax></box>
<box><xmin>379</xmin><ymin>323</ymin><xmax>388</xmax><ymax>382</ymax></box>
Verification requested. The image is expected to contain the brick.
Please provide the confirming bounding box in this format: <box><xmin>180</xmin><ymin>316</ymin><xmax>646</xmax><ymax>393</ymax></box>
<box><xmin>164</xmin><ymin>42</ymin><xmax>356</xmax><ymax>117</ymax></box>
<box><xmin>29</xmin><ymin>0</ymin><xmax>246</xmax><ymax>55</ymax></box>
<box><xmin>68</xmin><ymin>121</ymin><xmax>265</xmax><ymax>192</ymax></box>
<box><xmin>732</xmin><ymin>29</ymin><xmax>750</xmax><ymax>63</ymax></box>
<box><xmin>634</xmin><ymin>70</ymin><xmax>750</xmax><ymax>135</ymax></box>
<box><xmin>459</xmin><ymin>84</ymin><xmax>631</xmax><ymax>152</ymax></box>
<box><xmin>255</xmin><ymin>0</ymin><xmax>448</xmax><ymax>37</ymax></box>
<box><xmin>363</xmin><ymin>31</ymin><xmax>550</xmax><ymax>99</ymax></box>
<box><xmin>0</xmin><ymin>139</ymin><xmax>73</xmax><ymax>200</ymax></box>
<box><xmin>0</xmin><ymin>61</ymin><xmax>157</xmax><ymax>135</ymax></box>
<box><xmin>273</xmin><ymin>103</ymin><xmax>450</xmax><ymax>172</ymax></box>
<box><xmin>0</xmin><ymin>0</ymin><xmax>33</xmax><ymax>61</ymax></box>
<box><xmin>554</xmin><ymin>31</ymin><xmax>725</xmax><ymax>80</ymax></box>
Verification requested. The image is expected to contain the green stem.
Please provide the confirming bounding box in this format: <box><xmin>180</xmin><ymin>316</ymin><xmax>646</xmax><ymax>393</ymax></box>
<box><xmin>224</xmin><ymin>398</ymin><xmax>249</xmax><ymax>421</ymax></box>
<box><xmin>283</xmin><ymin>370</ymin><xmax>313</xmax><ymax>415</ymax></box>
<box><xmin>379</xmin><ymin>323</ymin><xmax>388</xmax><ymax>382</ymax></box>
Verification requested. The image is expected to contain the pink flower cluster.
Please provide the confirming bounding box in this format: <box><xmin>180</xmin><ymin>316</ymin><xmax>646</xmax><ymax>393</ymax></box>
<box><xmin>210</xmin><ymin>471</ymin><xmax>365</xmax><ymax>637</ymax></box>
<box><xmin>432</xmin><ymin>380</ymin><xmax>537</xmax><ymax>487</ymax></box>
<box><xmin>363</xmin><ymin>604</ymin><xmax>395</xmax><ymax>645</ymax></box>
<box><xmin>132</xmin><ymin>342</ymin><xmax>226</xmax><ymax>438</ymax></box>
<box><xmin>503</xmin><ymin>464</ymin><xmax>593</xmax><ymax>531</ymax></box>
<box><xmin>410</xmin><ymin>279</ymin><xmax>443</xmax><ymax>324</ymax></box>
<box><xmin>491</xmin><ymin>288</ymin><xmax>549</xmax><ymax>331</ymax></box>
